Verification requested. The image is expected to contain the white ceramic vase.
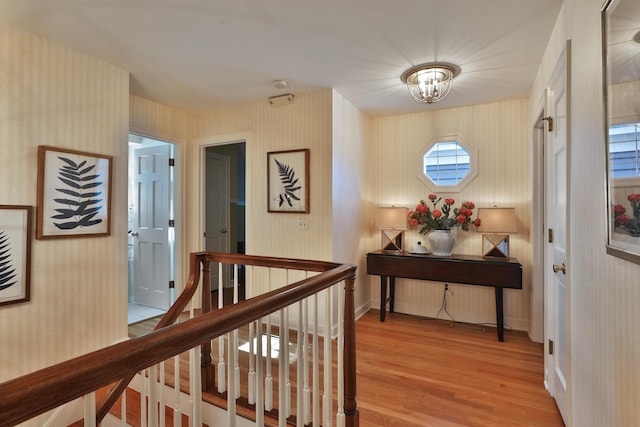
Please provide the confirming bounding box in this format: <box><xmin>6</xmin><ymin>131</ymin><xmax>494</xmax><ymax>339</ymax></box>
<box><xmin>427</xmin><ymin>229</ymin><xmax>456</xmax><ymax>256</ymax></box>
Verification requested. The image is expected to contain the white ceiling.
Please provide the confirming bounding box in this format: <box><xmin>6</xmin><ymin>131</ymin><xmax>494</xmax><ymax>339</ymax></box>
<box><xmin>0</xmin><ymin>0</ymin><xmax>564</xmax><ymax>116</ymax></box>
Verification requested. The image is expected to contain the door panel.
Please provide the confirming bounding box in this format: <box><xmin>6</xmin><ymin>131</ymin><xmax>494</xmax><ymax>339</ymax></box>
<box><xmin>545</xmin><ymin>41</ymin><xmax>570</xmax><ymax>425</ymax></box>
<box><xmin>205</xmin><ymin>151</ymin><xmax>231</xmax><ymax>292</ymax></box>
<box><xmin>132</xmin><ymin>144</ymin><xmax>171</xmax><ymax>310</ymax></box>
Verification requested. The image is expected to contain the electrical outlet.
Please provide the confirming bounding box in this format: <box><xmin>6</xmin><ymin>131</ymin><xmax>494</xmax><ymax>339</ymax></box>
<box><xmin>297</xmin><ymin>219</ymin><xmax>308</xmax><ymax>231</ymax></box>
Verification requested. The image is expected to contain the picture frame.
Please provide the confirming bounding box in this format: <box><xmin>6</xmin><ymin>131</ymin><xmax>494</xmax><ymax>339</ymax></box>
<box><xmin>602</xmin><ymin>0</ymin><xmax>640</xmax><ymax>265</ymax></box>
<box><xmin>0</xmin><ymin>205</ymin><xmax>33</xmax><ymax>306</ymax></box>
<box><xmin>36</xmin><ymin>146</ymin><xmax>113</xmax><ymax>239</ymax></box>
<box><xmin>267</xmin><ymin>149</ymin><xmax>310</xmax><ymax>213</ymax></box>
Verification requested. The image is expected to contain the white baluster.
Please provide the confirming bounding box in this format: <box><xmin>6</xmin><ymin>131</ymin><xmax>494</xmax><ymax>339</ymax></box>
<box><xmin>141</xmin><ymin>369</ymin><xmax>147</xmax><ymax>427</ymax></box>
<box><xmin>336</xmin><ymin>282</ymin><xmax>346</xmax><ymax>427</ymax></box>
<box><xmin>279</xmin><ymin>308</ymin><xmax>287</xmax><ymax>426</ymax></box>
<box><xmin>248</xmin><ymin>321</ymin><xmax>256</xmax><ymax>404</ymax></box>
<box><xmin>190</xmin><ymin>346</ymin><xmax>202</xmax><ymax>427</ymax></box>
<box><xmin>265</xmin><ymin>315</ymin><xmax>273</xmax><ymax>411</ymax></box>
<box><xmin>159</xmin><ymin>361</ymin><xmax>166</xmax><ymax>427</ymax></box>
<box><xmin>312</xmin><ymin>294</ymin><xmax>320</xmax><ymax>427</ymax></box>
<box><xmin>255</xmin><ymin>317</ymin><xmax>265</xmax><ymax>427</ymax></box>
<box><xmin>121</xmin><ymin>387</ymin><xmax>127</xmax><ymax>426</ymax></box>
<box><xmin>323</xmin><ymin>287</ymin><xmax>333</xmax><ymax>427</ymax></box>
<box><xmin>173</xmin><ymin>354</ymin><xmax>182</xmax><ymax>427</ymax></box>
<box><xmin>280</xmin><ymin>304</ymin><xmax>291</xmax><ymax>418</ymax></box>
<box><xmin>149</xmin><ymin>366</ymin><xmax>158</xmax><ymax>427</ymax></box>
<box><xmin>303</xmin><ymin>296</ymin><xmax>311</xmax><ymax>425</ymax></box>
<box><xmin>297</xmin><ymin>300</ymin><xmax>304</xmax><ymax>427</ymax></box>
<box><xmin>83</xmin><ymin>391</ymin><xmax>96</xmax><ymax>427</ymax></box>
<box><xmin>227</xmin><ymin>329</ymin><xmax>238</xmax><ymax>427</ymax></box>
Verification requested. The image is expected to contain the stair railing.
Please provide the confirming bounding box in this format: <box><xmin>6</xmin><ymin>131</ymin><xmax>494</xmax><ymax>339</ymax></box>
<box><xmin>0</xmin><ymin>252</ymin><xmax>359</xmax><ymax>427</ymax></box>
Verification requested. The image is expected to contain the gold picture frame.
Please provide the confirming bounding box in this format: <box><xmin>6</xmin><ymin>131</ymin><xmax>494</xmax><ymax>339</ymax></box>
<box><xmin>36</xmin><ymin>146</ymin><xmax>113</xmax><ymax>239</ymax></box>
<box><xmin>0</xmin><ymin>205</ymin><xmax>33</xmax><ymax>306</ymax></box>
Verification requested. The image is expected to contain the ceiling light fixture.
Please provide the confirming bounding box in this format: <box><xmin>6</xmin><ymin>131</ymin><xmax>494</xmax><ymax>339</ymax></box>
<box><xmin>400</xmin><ymin>62</ymin><xmax>461</xmax><ymax>104</ymax></box>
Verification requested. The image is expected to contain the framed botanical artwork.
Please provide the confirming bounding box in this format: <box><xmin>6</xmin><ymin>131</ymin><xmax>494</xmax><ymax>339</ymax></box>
<box><xmin>36</xmin><ymin>146</ymin><xmax>113</xmax><ymax>239</ymax></box>
<box><xmin>0</xmin><ymin>205</ymin><xmax>32</xmax><ymax>306</ymax></box>
<box><xmin>267</xmin><ymin>149</ymin><xmax>310</xmax><ymax>213</ymax></box>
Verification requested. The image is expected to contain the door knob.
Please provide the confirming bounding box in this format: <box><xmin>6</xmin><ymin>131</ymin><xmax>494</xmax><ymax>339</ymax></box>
<box><xmin>552</xmin><ymin>262</ymin><xmax>566</xmax><ymax>274</ymax></box>
<box><xmin>130</xmin><ymin>231</ymin><xmax>139</xmax><ymax>237</ymax></box>
<box><xmin>221</xmin><ymin>228</ymin><xmax>228</xmax><ymax>234</ymax></box>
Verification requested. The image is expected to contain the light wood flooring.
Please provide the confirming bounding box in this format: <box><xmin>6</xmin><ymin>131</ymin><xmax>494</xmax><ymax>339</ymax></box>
<box><xmin>128</xmin><ymin>309</ymin><xmax>564</xmax><ymax>427</ymax></box>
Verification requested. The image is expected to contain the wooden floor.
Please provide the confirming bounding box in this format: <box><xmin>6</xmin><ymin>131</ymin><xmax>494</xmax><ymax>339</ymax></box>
<box><xmin>128</xmin><ymin>309</ymin><xmax>564</xmax><ymax>427</ymax></box>
<box><xmin>355</xmin><ymin>310</ymin><xmax>564</xmax><ymax>427</ymax></box>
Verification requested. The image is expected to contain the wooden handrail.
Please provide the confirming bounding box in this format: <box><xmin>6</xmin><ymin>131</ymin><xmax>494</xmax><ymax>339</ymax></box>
<box><xmin>95</xmin><ymin>252</ymin><xmax>203</xmax><ymax>421</ymax></box>
<box><xmin>0</xmin><ymin>254</ymin><xmax>357</xmax><ymax>427</ymax></box>
<box><xmin>203</xmin><ymin>251</ymin><xmax>342</xmax><ymax>272</ymax></box>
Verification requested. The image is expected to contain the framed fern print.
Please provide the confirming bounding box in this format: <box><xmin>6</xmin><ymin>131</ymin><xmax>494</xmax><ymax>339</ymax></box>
<box><xmin>0</xmin><ymin>205</ymin><xmax>32</xmax><ymax>306</ymax></box>
<box><xmin>36</xmin><ymin>146</ymin><xmax>112</xmax><ymax>239</ymax></box>
<box><xmin>267</xmin><ymin>149</ymin><xmax>309</xmax><ymax>213</ymax></box>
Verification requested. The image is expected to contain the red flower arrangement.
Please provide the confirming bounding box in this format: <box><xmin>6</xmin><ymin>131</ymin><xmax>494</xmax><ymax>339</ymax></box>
<box><xmin>613</xmin><ymin>193</ymin><xmax>640</xmax><ymax>237</ymax></box>
<box><xmin>408</xmin><ymin>194</ymin><xmax>481</xmax><ymax>234</ymax></box>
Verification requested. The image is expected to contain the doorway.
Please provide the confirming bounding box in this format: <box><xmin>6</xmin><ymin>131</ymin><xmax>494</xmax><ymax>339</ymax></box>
<box><xmin>127</xmin><ymin>134</ymin><xmax>175</xmax><ymax>324</ymax></box>
<box><xmin>204</xmin><ymin>142</ymin><xmax>246</xmax><ymax>302</ymax></box>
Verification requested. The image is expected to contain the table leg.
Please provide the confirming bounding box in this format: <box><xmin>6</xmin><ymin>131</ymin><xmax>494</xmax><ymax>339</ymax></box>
<box><xmin>495</xmin><ymin>287</ymin><xmax>504</xmax><ymax>342</ymax></box>
<box><xmin>380</xmin><ymin>276</ymin><xmax>387</xmax><ymax>322</ymax></box>
<box><xmin>389</xmin><ymin>277</ymin><xmax>396</xmax><ymax>313</ymax></box>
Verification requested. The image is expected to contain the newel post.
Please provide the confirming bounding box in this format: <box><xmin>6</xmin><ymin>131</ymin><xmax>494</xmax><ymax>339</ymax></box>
<box><xmin>344</xmin><ymin>272</ymin><xmax>359</xmax><ymax>427</ymax></box>
<box><xmin>200</xmin><ymin>254</ymin><xmax>215</xmax><ymax>390</ymax></box>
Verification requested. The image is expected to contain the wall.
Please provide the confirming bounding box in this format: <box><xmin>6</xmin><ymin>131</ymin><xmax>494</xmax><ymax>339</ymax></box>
<box><xmin>331</xmin><ymin>90</ymin><xmax>372</xmax><ymax>316</ymax></box>
<box><xmin>129</xmin><ymin>94</ymin><xmax>193</xmax><ymax>287</ymax></box>
<box><xmin>369</xmin><ymin>99</ymin><xmax>532</xmax><ymax>330</ymax></box>
<box><xmin>0</xmin><ymin>25</ymin><xmax>129</xmax><ymax>385</ymax></box>
<box><xmin>192</xmin><ymin>91</ymin><xmax>333</xmax><ymax>262</ymax></box>
<box><xmin>531</xmin><ymin>1</ymin><xmax>640</xmax><ymax>425</ymax></box>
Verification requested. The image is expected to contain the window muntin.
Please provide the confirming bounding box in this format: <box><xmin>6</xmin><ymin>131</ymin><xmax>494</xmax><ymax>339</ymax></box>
<box><xmin>609</xmin><ymin>123</ymin><xmax>640</xmax><ymax>179</ymax></box>
<box><xmin>424</xmin><ymin>142</ymin><xmax>471</xmax><ymax>186</ymax></box>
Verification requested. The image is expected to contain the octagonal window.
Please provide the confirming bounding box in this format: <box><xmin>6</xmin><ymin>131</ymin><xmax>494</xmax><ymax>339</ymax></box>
<box><xmin>417</xmin><ymin>136</ymin><xmax>477</xmax><ymax>192</ymax></box>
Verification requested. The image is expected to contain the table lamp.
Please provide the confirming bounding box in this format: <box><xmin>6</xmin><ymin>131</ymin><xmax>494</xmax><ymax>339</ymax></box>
<box><xmin>477</xmin><ymin>207</ymin><xmax>518</xmax><ymax>258</ymax></box>
<box><xmin>375</xmin><ymin>206</ymin><xmax>408</xmax><ymax>252</ymax></box>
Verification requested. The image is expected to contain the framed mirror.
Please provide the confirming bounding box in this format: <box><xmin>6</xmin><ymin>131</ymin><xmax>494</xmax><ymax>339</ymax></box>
<box><xmin>602</xmin><ymin>0</ymin><xmax>640</xmax><ymax>264</ymax></box>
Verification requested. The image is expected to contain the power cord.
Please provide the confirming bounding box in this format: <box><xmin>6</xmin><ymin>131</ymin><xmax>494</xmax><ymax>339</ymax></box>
<box><xmin>435</xmin><ymin>284</ymin><xmax>456</xmax><ymax>321</ymax></box>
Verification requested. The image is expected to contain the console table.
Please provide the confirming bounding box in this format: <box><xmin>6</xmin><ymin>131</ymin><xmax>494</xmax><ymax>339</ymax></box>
<box><xmin>366</xmin><ymin>250</ymin><xmax>522</xmax><ymax>341</ymax></box>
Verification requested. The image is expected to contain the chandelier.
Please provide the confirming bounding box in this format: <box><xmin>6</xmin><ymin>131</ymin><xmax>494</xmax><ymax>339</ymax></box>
<box><xmin>400</xmin><ymin>62</ymin><xmax>461</xmax><ymax>104</ymax></box>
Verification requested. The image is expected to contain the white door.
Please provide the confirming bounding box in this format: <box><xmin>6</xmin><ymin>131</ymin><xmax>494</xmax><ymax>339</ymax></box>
<box><xmin>132</xmin><ymin>143</ymin><xmax>171</xmax><ymax>310</ymax></box>
<box><xmin>205</xmin><ymin>151</ymin><xmax>231</xmax><ymax>290</ymax></box>
<box><xmin>545</xmin><ymin>42</ymin><xmax>570</xmax><ymax>425</ymax></box>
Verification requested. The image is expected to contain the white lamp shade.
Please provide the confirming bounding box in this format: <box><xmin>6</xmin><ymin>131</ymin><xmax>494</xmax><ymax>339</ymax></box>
<box><xmin>477</xmin><ymin>208</ymin><xmax>518</xmax><ymax>233</ymax></box>
<box><xmin>375</xmin><ymin>207</ymin><xmax>408</xmax><ymax>230</ymax></box>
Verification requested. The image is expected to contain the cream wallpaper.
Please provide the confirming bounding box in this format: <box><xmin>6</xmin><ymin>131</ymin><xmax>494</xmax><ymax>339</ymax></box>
<box><xmin>0</xmin><ymin>25</ymin><xmax>129</xmax><ymax>383</ymax></box>
<box><xmin>129</xmin><ymin>94</ymin><xmax>193</xmax><ymax>286</ymax></box>
<box><xmin>4</xmin><ymin>3</ymin><xmax>640</xmax><ymax>423</ymax></box>
<box><xmin>369</xmin><ymin>99</ymin><xmax>532</xmax><ymax>330</ymax></box>
<box><xmin>191</xmin><ymin>90</ymin><xmax>334</xmax><ymax>262</ymax></box>
<box><xmin>531</xmin><ymin>1</ymin><xmax>640</xmax><ymax>425</ymax></box>
<box><xmin>331</xmin><ymin>90</ymin><xmax>372</xmax><ymax>316</ymax></box>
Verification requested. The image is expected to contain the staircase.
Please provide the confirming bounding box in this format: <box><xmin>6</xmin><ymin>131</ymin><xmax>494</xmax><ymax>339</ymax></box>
<box><xmin>0</xmin><ymin>252</ymin><xmax>358</xmax><ymax>427</ymax></box>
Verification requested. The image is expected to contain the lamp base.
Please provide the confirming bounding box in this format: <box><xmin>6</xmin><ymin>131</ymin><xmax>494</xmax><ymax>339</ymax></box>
<box><xmin>482</xmin><ymin>234</ymin><xmax>510</xmax><ymax>258</ymax></box>
<box><xmin>381</xmin><ymin>230</ymin><xmax>404</xmax><ymax>252</ymax></box>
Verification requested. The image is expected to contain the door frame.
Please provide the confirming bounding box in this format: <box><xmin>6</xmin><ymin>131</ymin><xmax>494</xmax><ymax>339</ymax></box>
<box><xmin>533</xmin><ymin>41</ymin><xmax>571</xmax><ymax>424</ymax></box>
<box><xmin>129</xmin><ymin>127</ymin><xmax>183</xmax><ymax>302</ymax></box>
<box><xmin>195</xmin><ymin>132</ymin><xmax>250</xmax><ymax>255</ymax></box>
